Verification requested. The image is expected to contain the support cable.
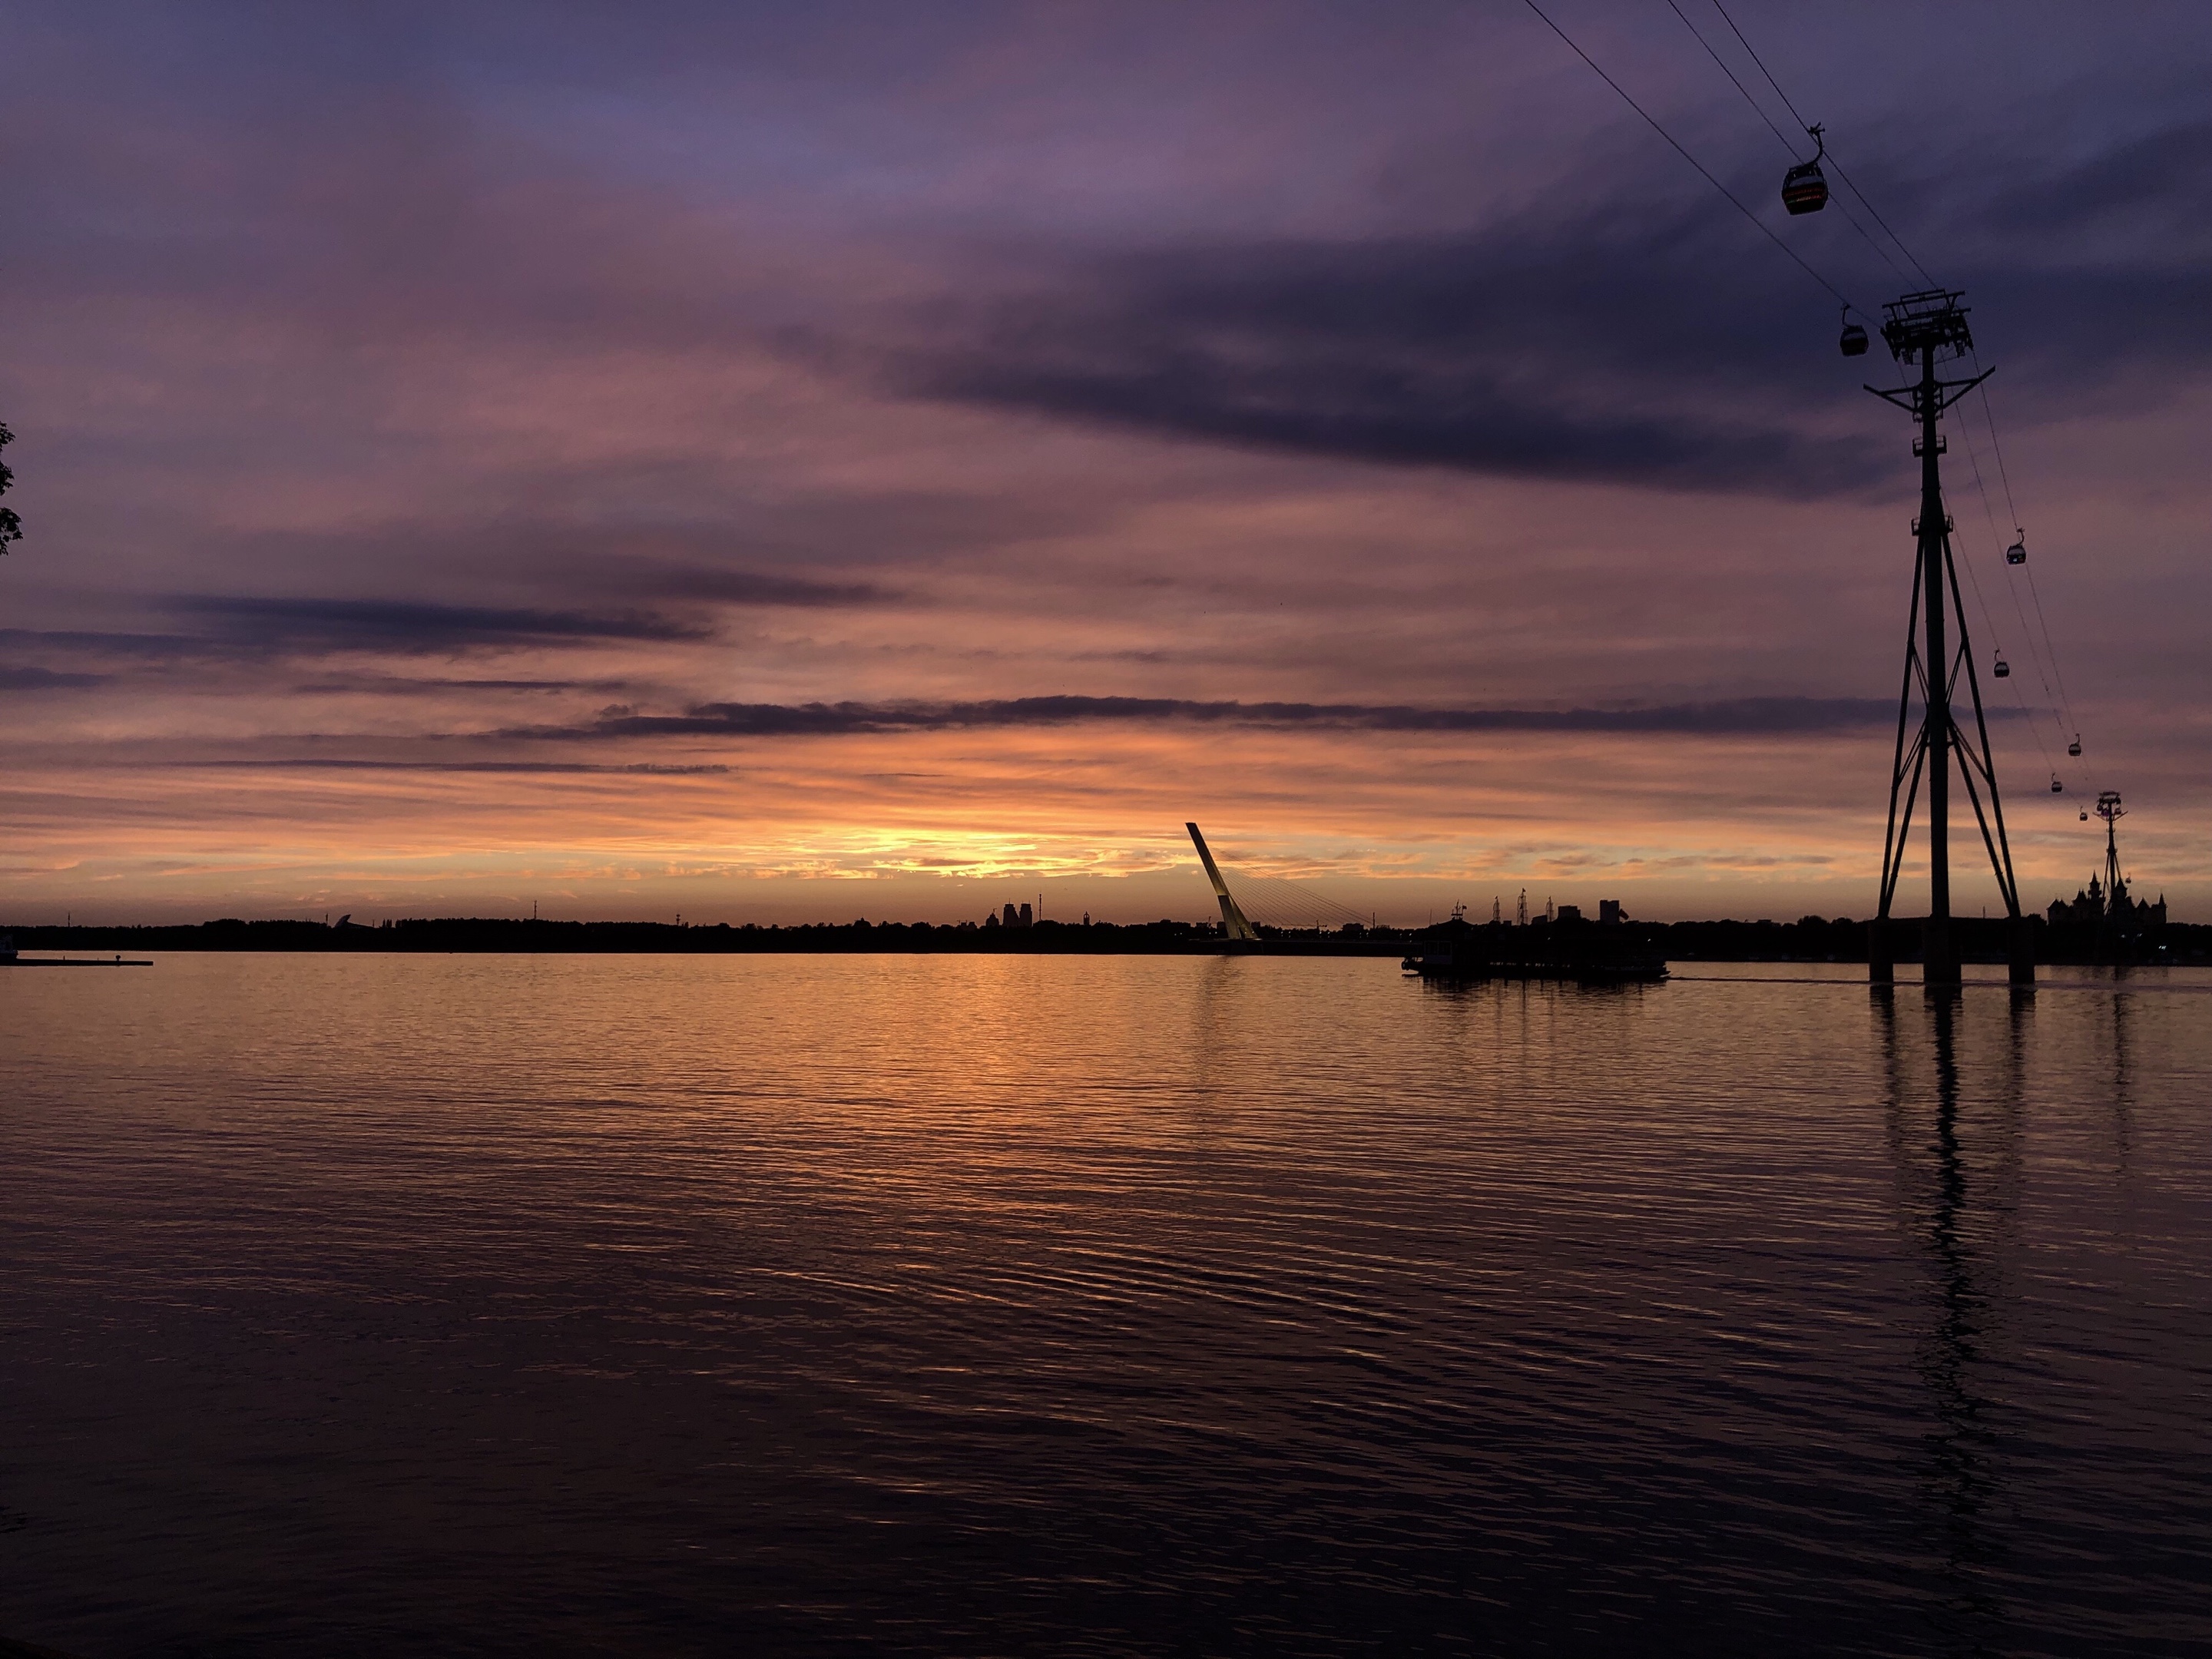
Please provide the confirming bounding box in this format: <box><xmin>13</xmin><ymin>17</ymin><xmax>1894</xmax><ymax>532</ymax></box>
<box><xmin>1972</xmin><ymin>375</ymin><xmax>2078</xmax><ymax>734</ymax></box>
<box><xmin>1957</xmin><ymin>416</ymin><xmax>2067</xmax><ymax>766</ymax></box>
<box><xmin>1544</xmin><ymin>0</ymin><xmax>2084</xmax><ymax>830</ymax></box>
<box><xmin>1519</xmin><ymin>0</ymin><xmax>1866</xmax><ymax>315</ymax></box>
<box><xmin>1704</xmin><ymin>0</ymin><xmax>1942</xmax><ymax>287</ymax></box>
<box><xmin>2020</xmin><ymin>561</ymin><xmax>2076</xmax><ymax>737</ymax></box>
<box><xmin>1705</xmin><ymin>0</ymin><xmax>1814</xmax><ymax>131</ymax></box>
<box><xmin>1943</xmin><ymin>545</ymin><xmax>2023</xmax><ymax>915</ymax></box>
<box><xmin>1705</xmin><ymin>0</ymin><xmax>2083</xmax><ymax>789</ymax></box>
<box><xmin>1662</xmin><ymin>0</ymin><xmax>1796</xmax><ymax>153</ymax></box>
<box><xmin>1661</xmin><ymin>0</ymin><xmax>1916</xmax><ymax>287</ymax></box>
<box><xmin>1824</xmin><ymin>155</ymin><xmax>1939</xmax><ymax>288</ymax></box>
<box><xmin>1220</xmin><ymin>869</ymin><xmax>1371</xmax><ymax>934</ymax></box>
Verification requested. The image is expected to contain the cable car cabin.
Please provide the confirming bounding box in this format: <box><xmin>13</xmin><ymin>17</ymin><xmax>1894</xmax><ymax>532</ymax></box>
<box><xmin>1782</xmin><ymin>157</ymin><xmax>1829</xmax><ymax>214</ymax></box>
<box><xmin>2069</xmin><ymin>736</ymin><xmax>2082</xmax><ymax>757</ymax></box>
<box><xmin>2081</xmin><ymin>808</ymin><xmax>2090</xmax><ymax>820</ymax></box>
<box><xmin>2005</xmin><ymin>540</ymin><xmax>2027</xmax><ymax>565</ymax></box>
<box><xmin>1783</xmin><ymin>124</ymin><xmax>1830</xmax><ymax>216</ymax></box>
<box><xmin>2051</xmin><ymin>776</ymin><xmax>2065</xmax><ymax>793</ymax></box>
<box><xmin>1839</xmin><ymin>320</ymin><xmax>1869</xmax><ymax>356</ymax></box>
<box><xmin>1993</xmin><ymin>654</ymin><xmax>2010</xmax><ymax>678</ymax></box>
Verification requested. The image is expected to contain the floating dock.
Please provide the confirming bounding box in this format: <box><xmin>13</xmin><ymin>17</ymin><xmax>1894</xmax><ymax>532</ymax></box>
<box><xmin>1</xmin><ymin>956</ymin><xmax>154</xmax><ymax>967</ymax></box>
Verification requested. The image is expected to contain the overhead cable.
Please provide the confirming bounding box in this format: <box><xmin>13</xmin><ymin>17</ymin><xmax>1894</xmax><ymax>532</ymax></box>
<box><xmin>1707</xmin><ymin>0</ymin><xmax>1814</xmax><ymax>136</ymax></box>
<box><xmin>1661</xmin><ymin>0</ymin><xmax>1919</xmax><ymax>287</ymax></box>
<box><xmin>1661</xmin><ymin>0</ymin><xmax>1800</xmax><ymax>155</ymax></box>
<box><xmin>1969</xmin><ymin>367</ymin><xmax>2078</xmax><ymax>733</ymax></box>
<box><xmin>1957</xmin><ymin>419</ymin><xmax>2068</xmax><ymax>771</ymax></box>
<box><xmin>1704</xmin><ymin>0</ymin><xmax>1940</xmax><ymax>288</ymax></box>
<box><xmin>1699</xmin><ymin>0</ymin><xmax>2080</xmax><ymax>763</ymax></box>
<box><xmin>1532</xmin><ymin>0</ymin><xmax>2084</xmax><ymax>780</ymax></box>
<box><xmin>1823</xmin><ymin>154</ymin><xmax>1939</xmax><ymax>287</ymax></box>
<box><xmin>1518</xmin><ymin>0</ymin><xmax>1865</xmax><ymax>316</ymax></box>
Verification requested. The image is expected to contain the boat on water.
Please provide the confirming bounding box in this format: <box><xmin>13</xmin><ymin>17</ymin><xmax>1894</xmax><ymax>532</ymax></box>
<box><xmin>1400</xmin><ymin>917</ymin><xmax>1667</xmax><ymax>985</ymax></box>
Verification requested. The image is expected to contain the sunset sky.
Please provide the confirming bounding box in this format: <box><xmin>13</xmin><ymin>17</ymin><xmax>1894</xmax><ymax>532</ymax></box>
<box><xmin>3</xmin><ymin>1</ymin><xmax>2206</xmax><ymax>926</ymax></box>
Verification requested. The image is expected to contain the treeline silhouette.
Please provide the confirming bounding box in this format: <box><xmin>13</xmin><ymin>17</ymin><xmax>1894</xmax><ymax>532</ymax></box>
<box><xmin>6</xmin><ymin>912</ymin><xmax>2203</xmax><ymax>963</ymax></box>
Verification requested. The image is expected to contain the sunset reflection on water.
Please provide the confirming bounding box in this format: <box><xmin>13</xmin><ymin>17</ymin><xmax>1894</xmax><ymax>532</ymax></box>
<box><xmin>3</xmin><ymin>955</ymin><xmax>2208</xmax><ymax>1655</ymax></box>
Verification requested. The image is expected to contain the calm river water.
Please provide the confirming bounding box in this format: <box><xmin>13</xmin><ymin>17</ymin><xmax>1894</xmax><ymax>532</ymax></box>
<box><xmin>2</xmin><ymin>954</ymin><xmax>2208</xmax><ymax>1656</ymax></box>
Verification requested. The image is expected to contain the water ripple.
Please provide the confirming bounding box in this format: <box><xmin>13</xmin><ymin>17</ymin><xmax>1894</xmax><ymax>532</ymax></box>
<box><xmin>2</xmin><ymin>955</ymin><xmax>2208</xmax><ymax>1656</ymax></box>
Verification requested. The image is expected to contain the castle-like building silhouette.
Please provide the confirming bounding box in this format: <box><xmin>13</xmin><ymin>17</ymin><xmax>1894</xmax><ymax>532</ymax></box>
<box><xmin>2045</xmin><ymin>874</ymin><xmax>2165</xmax><ymax>932</ymax></box>
<box><xmin>2044</xmin><ymin>791</ymin><xmax>2167</xmax><ymax>960</ymax></box>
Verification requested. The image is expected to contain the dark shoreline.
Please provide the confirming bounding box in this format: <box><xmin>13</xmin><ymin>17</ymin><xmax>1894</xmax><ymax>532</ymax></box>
<box><xmin>5</xmin><ymin>914</ymin><xmax>2204</xmax><ymax>965</ymax></box>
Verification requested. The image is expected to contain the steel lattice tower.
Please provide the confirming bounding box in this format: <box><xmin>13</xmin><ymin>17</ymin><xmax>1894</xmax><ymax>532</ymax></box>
<box><xmin>1864</xmin><ymin>290</ymin><xmax>2033</xmax><ymax>987</ymax></box>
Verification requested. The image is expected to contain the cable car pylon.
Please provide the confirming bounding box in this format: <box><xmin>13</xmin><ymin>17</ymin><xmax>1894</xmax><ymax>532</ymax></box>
<box><xmin>1864</xmin><ymin>290</ymin><xmax>2033</xmax><ymax>988</ymax></box>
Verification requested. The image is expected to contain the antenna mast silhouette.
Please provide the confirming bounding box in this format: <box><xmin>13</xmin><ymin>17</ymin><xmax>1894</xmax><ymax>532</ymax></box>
<box><xmin>2094</xmin><ymin>791</ymin><xmax>2125</xmax><ymax>911</ymax></box>
<box><xmin>1864</xmin><ymin>290</ymin><xmax>2032</xmax><ymax>987</ymax></box>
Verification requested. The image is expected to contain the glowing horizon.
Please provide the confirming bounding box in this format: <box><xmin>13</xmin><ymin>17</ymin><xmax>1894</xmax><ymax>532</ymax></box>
<box><xmin>3</xmin><ymin>4</ymin><xmax>2206</xmax><ymax>924</ymax></box>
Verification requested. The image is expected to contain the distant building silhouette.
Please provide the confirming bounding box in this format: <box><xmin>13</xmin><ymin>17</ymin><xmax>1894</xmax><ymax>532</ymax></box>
<box><xmin>1018</xmin><ymin>903</ymin><xmax>1032</xmax><ymax>928</ymax></box>
<box><xmin>2047</xmin><ymin>875</ymin><xmax>2165</xmax><ymax>932</ymax></box>
<box><xmin>1556</xmin><ymin>905</ymin><xmax>1584</xmax><ymax>925</ymax></box>
<box><xmin>1598</xmin><ymin>899</ymin><xmax>1627</xmax><ymax>926</ymax></box>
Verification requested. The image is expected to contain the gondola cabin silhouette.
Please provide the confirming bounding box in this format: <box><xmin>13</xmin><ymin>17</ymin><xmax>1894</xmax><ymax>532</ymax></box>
<box><xmin>1781</xmin><ymin>125</ymin><xmax>1829</xmax><ymax>214</ymax></box>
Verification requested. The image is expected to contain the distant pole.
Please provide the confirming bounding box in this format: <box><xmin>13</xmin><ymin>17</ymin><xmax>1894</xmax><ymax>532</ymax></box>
<box><xmin>2097</xmin><ymin>791</ymin><xmax>2125</xmax><ymax>909</ymax></box>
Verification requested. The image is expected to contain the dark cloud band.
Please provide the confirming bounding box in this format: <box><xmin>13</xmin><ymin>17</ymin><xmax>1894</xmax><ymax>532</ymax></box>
<box><xmin>170</xmin><ymin>595</ymin><xmax>714</xmax><ymax>650</ymax></box>
<box><xmin>515</xmin><ymin>693</ymin><xmax>1921</xmax><ymax>740</ymax></box>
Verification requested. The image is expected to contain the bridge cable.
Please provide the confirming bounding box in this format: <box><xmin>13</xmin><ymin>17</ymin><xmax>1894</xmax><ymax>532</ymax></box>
<box><xmin>1220</xmin><ymin>868</ymin><xmax>1372</xmax><ymax>933</ymax></box>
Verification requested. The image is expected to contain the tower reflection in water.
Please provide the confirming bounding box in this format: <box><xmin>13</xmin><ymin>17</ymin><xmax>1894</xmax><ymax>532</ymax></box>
<box><xmin>1877</xmin><ymin>985</ymin><xmax>2026</xmax><ymax>1646</ymax></box>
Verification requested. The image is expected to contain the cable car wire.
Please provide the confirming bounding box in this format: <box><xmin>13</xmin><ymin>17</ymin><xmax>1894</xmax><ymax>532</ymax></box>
<box><xmin>1704</xmin><ymin>0</ymin><xmax>1940</xmax><ymax>287</ymax></box>
<box><xmin>1952</xmin><ymin>419</ymin><xmax>2055</xmax><ymax>753</ymax></box>
<box><xmin>1966</xmin><ymin>368</ymin><xmax>2078</xmax><ymax>734</ymax></box>
<box><xmin>1532</xmin><ymin>0</ymin><xmax>2088</xmax><ymax>803</ymax></box>
<box><xmin>1705</xmin><ymin>0</ymin><xmax>1813</xmax><ymax>134</ymax></box>
<box><xmin>1976</xmin><ymin>376</ymin><xmax>2022</xmax><ymax>528</ymax></box>
<box><xmin>1958</xmin><ymin>420</ymin><xmax>2067</xmax><ymax>773</ymax></box>
<box><xmin>1822</xmin><ymin>154</ymin><xmax>1938</xmax><ymax>288</ymax></box>
<box><xmin>1661</xmin><ymin>0</ymin><xmax>1800</xmax><ymax>155</ymax></box>
<box><xmin>1696</xmin><ymin>0</ymin><xmax>2088</xmax><ymax>782</ymax></box>
<box><xmin>1518</xmin><ymin>0</ymin><xmax>1866</xmax><ymax>316</ymax></box>
<box><xmin>1661</xmin><ymin>0</ymin><xmax>1919</xmax><ymax>286</ymax></box>
<box><xmin>1957</xmin><ymin>408</ymin><xmax>2051</xmax><ymax>707</ymax></box>
<box><xmin>2019</xmin><ymin>561</ymin><xmax>2075</xmax><ymax>734</ymax></box>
